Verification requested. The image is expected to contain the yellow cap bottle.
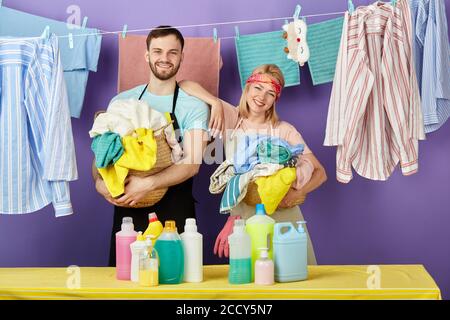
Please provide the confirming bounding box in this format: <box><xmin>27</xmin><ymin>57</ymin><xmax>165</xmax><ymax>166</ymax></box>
<box><xmin>164</xmin><ymin>220</ymin><xmax>177</xmax><ymax>232</ymax></box>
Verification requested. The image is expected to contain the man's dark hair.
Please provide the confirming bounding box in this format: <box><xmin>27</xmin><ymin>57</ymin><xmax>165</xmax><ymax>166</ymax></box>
<box><xmin>146</xmin><ymin>26</ymin><xmax>185</xmax><ymax>51</ymax></box>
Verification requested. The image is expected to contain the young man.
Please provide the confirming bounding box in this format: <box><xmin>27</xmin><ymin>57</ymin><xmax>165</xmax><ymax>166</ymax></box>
<box><xmin>92</xmin><ymin>26</ymin><xmax>215</xmax><ymax>266</ymax></box>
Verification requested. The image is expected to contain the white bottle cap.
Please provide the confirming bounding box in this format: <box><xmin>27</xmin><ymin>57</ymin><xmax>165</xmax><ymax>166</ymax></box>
<box><xmin>121</xmin><ymin>217</ymin><xmax>134</xmax><ymax>231</ymax></box>
<box><xmin>233</xmin><ymin>218</ymin><xmax>245</xmax><ymax>232</ymax></box>
<box><xmin>184</xmin><ymin>218</ymin><xmax>197</xmax><ymax>232</ymax></box>
<box><xmin>144</xmin><ymin>235</ymin><xmax>153</xmax><ymax>247</ymax></box>
<box><xmin>123</xmin><ymin>217</ymin><xmax>132</xmax><ymax>224</ymax></box>
<box><xmin>258</xmin><ymin>247</ymin><xmax>269</xmax><ymax>259</ymax></box>
<box><xmin>296</xmin><ymin>221</ymin><xmax>307</xmax><ymax>233</ymax></box>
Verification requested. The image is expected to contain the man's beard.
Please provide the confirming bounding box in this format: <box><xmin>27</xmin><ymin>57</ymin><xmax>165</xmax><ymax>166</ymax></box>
<box><xmin>149</xmin><ymin>61</ymin><xmax>181</xmax><ymax>80</ymax></box>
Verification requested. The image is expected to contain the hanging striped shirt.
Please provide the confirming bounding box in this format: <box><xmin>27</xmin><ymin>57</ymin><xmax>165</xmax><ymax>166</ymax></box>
<box><xmin>0</xmin><ymin>34</ymin><xmax>78</xmax><ymax>217</ymax></box>
<box><xmin>410</xmin><ymin>0</ymin><xmax>450</xmax><ymax>134</ymax></box>
<box><xmin>324</xmin><ymin>0</ymin><xmax>425</xmax><ymax>183</ymax></box>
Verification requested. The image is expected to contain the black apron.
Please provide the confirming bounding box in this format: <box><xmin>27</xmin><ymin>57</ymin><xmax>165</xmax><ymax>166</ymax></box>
<box><xmin>109</xmin><ymin>83</ymin><xmax>196</xmax><ymax>266</ymax></box>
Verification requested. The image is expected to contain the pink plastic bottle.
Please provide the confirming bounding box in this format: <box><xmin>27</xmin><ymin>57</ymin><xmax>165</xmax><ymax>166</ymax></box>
<box><xmin>116</xmin><ymin>217</ymin><xmax>138</xmax><ymax>280</ymax></box>
<box><xmin>255</xmin><ymin>247</ymin><xmax>274</xmax><ymax>285</ymax></box>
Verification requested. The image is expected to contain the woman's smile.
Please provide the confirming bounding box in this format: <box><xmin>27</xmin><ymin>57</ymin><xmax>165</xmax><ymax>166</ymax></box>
<box><xmin>252</xmin><ymin>99</ymin><xmax>266</xmax><ymax>108</ymax></box>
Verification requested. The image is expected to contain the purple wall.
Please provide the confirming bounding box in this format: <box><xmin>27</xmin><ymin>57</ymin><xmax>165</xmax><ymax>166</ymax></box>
<box><xmin>1</xmin><ymin>0</ymin><xmax>449</xmax><ymax>299</ymax></box>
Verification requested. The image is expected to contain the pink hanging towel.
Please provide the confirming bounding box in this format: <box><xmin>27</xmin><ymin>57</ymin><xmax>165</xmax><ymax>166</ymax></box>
<box><xmin>118</xmin><ymin>34</ymin><xmax>222</xmax><ymax>96</ymax></box>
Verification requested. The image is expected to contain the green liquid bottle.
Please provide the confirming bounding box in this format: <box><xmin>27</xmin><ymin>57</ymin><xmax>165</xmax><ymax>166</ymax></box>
<box><xmin>228</xmin><ymin>219</ymin><xmax>252</xmax><ymax>284</ymax></box>
<box><xmin>154</xmin><ymin>220</ymin><xmax>184</xmax><ymax>284</ymax></box>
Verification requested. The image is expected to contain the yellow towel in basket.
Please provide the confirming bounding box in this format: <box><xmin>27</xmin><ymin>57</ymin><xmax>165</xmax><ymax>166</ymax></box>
<box><xmin>98</xmin><ymin>128</ymin><xmax>157</xmax><ymax>197</ymax></box>
<box><xmin>255</xmin><ymin>167</ymin><xmax>297</xmax><ymax>214</ymax></box>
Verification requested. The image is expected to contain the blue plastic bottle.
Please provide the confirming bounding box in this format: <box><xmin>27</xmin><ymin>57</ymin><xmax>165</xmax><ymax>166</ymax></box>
<box><xmin>154</xmin><ymin>220</ymin><xmax>184</xmax><ymax>284</ymax></box>
<box><xmin>273</xmin><ymin>221</ymin><xmax>308</xmax><ymax>282</ymax></box>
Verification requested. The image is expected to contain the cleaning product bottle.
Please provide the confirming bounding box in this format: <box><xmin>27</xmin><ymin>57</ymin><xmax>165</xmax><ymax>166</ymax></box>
<box><xmin>180</xmin><ymin>218</ymin><xmax>203</xmax><ymax>283</ymax></box>
<box><xmin>154</xmin><ymin>220</ymin><xmax>184</xmax><ymax>284</ymax></box>
<box><xmin>116</xmin><ymin>217</ymin><xmax>138</xmax><ymax>280</ymax></box>
<box><xmin>143</xmin><ymin>212</ymin><xmax>164</xmax><ymax>240</ymax></box>
<box><xmin>130</xmin><ymin>232</ymin><xmax>146</xmax><ymax>283</ymax></box>
<box><xmin>139</xmin><ymin>236</ymin><xmax>159</xmax><ymax>287</ymax></box>
<box><xmin>228</xmin><ymin>219</ymin><xmax>252</xmax><ymax>284</ymax></box>
<box><xmin>245</xmin><ymin>204</ymin><xmax>275</xmax><ymax>281</ymax></box>
<box><xmin>255</xmin><ymin>247</ymin><xmax>274</xmax><ymax>285</ymax></box>
<box><xmin>273</xmin><ymin>221</ymin><xmax>308</xmax><ymax>282</ymax></box>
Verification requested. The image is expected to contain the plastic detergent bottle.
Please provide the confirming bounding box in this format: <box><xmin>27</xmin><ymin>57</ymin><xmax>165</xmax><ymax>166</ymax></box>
<box><xmin>116</xmin><ymin>217</ymin><xmax>138</xmax><ymax>280</ymax></box>
<box><xmin>273</xmin><ymin>221</ymin><xmax>308</xmax><ymax>282</ymax></box>
<box><xmin>180</xmin><ymin>218</ymin><xmax>203</xmax><ymax>283</ymax></box>
<box><xmin>245</xmin><ymin>204</ymin><xmax>275</xmax><ymax>281</ymax></box>
<box><xmin>139</xmin><ymin>236</ymin><xmax>159</xmax><ymax>287</ymax></box>
<box><xmin>228</xmin><ymin>219</ymin><xmax>252</xmax><ymax>284</ymax></box>
<box><xmin>255</xmin><ymin>247</ymin><xmax>274</xmax><ymax>285</ymax></box>
<box><xmin>130</xmin><ymin>232</ymin><xmax>146</xmax><ymax>283</ymax></box>
<box><xmin>154</xmin><ymin>220</ymin><xmax>184</xmax><ymax>284</ymax></box>
<box><xmin>143</xmin><ymin>212</ymin><xmax>164</xmax><ymax>240</ymax></box>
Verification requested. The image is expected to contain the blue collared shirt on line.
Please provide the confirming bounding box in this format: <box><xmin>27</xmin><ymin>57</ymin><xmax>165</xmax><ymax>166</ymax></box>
<box><xmin>0</xmin><ymin>34</ymin><xmax>78</xmax><ymax>217</ymax></box>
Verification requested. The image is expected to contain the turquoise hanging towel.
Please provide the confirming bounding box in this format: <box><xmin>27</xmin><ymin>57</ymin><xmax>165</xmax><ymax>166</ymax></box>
<box><xmin>235</xmin><ymin>30</ymin><xmax>300</xmax><ymax>89</ymax></box>
<box><xmin>307</xmin><ymin>17</ymin><xmax>344</xmax><ymax>85</ymax></box>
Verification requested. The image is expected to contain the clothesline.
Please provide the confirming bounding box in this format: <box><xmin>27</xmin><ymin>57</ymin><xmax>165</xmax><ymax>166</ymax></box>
<box><xmin>8</xmin><ymin>10</ymin><xmax>347</xmax><ymax>41</ymax></box>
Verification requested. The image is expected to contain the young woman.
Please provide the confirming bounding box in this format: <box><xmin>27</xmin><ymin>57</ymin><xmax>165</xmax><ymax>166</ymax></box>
<box><xmin>180</xmin><ymin>64</ymin><xmax>327</xmax><ymax>264</ymax></box>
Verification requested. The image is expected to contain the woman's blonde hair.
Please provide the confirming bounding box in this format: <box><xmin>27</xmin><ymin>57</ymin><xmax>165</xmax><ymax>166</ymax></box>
<box><xmin>238</xmin><ymin>64</ymin><xmax>285</xmax><ymax>126</ymax></box>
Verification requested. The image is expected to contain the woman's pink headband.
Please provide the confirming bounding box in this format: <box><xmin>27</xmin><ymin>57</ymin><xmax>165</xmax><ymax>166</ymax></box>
<box><xmin>246</xmin><ymin>73</ymin><xmax>282</xmax><ymax>99</ymax></box>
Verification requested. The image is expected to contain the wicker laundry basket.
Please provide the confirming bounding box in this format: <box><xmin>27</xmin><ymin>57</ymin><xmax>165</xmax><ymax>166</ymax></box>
<box><xmin>243</xmin><ymin>180</ymin><xmax>303</xmax><ymax>209</ymax></box>
<box><xmin>242</xmin><ymin>181</ymin><xmax>261</xmax><ymax>207</ymax></box>
<box><xmin>93</xmin><ymin>110</ymin><xmax>175</xmax><ymax>208</ymax></box>
<box><xmin>121</xmin><ymin>126</ymin><xmax>174</xmax><ymax>208</ymax></box>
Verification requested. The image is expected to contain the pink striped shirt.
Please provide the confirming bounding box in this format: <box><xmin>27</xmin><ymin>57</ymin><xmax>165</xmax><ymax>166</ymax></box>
<box><xmin>324</xmin><ymin>0</ymin><xmax>425</xmax><ymax>183</ymax></box>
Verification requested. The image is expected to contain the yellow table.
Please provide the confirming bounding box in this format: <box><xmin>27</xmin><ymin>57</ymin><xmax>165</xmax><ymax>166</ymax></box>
<box><xmin>0</xmin><ymin>265</ymin><xmax>441</xmax><ymax>300</ymax></box>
